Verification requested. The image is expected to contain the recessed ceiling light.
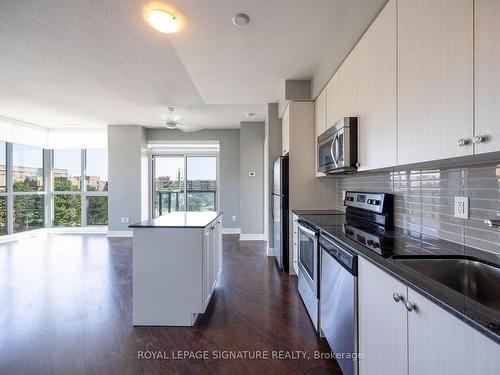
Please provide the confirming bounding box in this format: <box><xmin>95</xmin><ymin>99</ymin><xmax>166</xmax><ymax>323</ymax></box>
<box><xmin>147</xmin><ymin>9</ymin><xmax>178</xmax><ymax>33</ymax></box>
<box><xmin>232</xmin><ymin>13</ymin><xmax>250</xmax><ymax>26</ymax></box>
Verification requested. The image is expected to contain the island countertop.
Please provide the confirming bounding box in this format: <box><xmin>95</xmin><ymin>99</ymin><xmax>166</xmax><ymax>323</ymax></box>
<box><xmin>129</xmin><ymin>211</ymin><xmax>222</xmax><ymax>228</ymax></box>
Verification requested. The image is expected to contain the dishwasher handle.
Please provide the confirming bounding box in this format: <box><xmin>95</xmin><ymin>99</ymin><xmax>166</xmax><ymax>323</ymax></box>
<box><xmin>320</xmin><ymin>235</ymin><xmax>357</xmax><ymax>276</ymax></box>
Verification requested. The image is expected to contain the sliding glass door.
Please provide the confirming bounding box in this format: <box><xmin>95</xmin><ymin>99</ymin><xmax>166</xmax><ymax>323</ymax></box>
<box><xmin>153</xmin><ymin>155</ymin><xmax>217</xmax><ymax>217</ymax></box>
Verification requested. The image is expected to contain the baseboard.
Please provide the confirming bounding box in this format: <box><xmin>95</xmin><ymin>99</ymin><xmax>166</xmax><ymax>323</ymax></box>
<box><xmin>0</xmin><ymin>228</ymin><xmax>47</xmax><ymax>244</ymax></box>
<box><xmin>49</xmin><ymin>227</ymin><xmax>108</xmax><ymax>235</ymax></box>
<box><xmin>107</xmin><ymin>230</ymin><xmax>133</xmax><ymax>238</ymax></box>
<box><xmin>267</xmin><ymin>247</ymin><xmax>275</xmax><ymax>256</ymax></box>
<box><xmin>239</xmin><ymin>233</ymin><xmax>265</xmax><ymax>241</ymax></box>
<box><xmin>222</xmin><ymin>227</ymin><xmax>241</xmax><ymax>235</ymax></box>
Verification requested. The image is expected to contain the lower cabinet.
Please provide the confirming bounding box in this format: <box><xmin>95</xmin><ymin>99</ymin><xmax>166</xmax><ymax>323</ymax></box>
<box><xmin>358</xmin><ymin>257</ymin><xmax>500</xmax><ymax>375</ymax></box>
<box><xmin>202</xmin><ymin>216</ymin><xmax>222</xmax><ymax>311</ymax></box>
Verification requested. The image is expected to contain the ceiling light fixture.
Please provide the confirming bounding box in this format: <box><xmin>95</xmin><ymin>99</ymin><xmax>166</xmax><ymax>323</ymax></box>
<box><xmin>232</xmin><ymin>13</ymin><xmax>250</xmax><ymax>26</ymax></box>
<box><xmin>147</xmin><ymin>9</ymin><xmax>178</xmax><ymax>33</ymax></box>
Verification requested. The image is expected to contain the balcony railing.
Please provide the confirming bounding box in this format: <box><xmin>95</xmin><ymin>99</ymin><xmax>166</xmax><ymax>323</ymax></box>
<box><xmin>157</xmin><ymin>190</ymin><xmax>216</xmax><ymax>216</ymax></box>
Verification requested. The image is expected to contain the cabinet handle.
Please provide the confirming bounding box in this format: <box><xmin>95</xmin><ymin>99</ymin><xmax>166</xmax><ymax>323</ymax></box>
<box><xmin>457</xmin><ymin>138</ymin><xmax>469</xmax><ymax>147</ymax></box>
<box><xmin>392</xmin><ymin>293</ymin><xmax>404</xmax><ymax>303</ymax></box>
<box><xmin>405</xmin><ymin>301</ymin><xmax>417</xmax><ymax>312</ymax></box>
<box><xmin>473</xmin><ymin>135</ymin><xmax>486</xmax><ymax>144</ymax></box>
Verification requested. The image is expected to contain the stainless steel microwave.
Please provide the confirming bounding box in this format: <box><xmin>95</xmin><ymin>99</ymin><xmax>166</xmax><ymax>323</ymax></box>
<box><xmin>317</xmin><ymin>117</ymin><xmax>358</xmax><ymax>174</ymax></box>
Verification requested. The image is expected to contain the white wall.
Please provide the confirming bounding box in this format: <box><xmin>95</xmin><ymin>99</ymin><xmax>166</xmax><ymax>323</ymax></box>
<box><xmin>108</xmin><ymin>125</ymin><xmax>147</xmax><ymax>233</ymax></box>
<box><xmin>240</xmin><ymin>122</ymin><xmax>265</xmax><ymax>238</ymax></box>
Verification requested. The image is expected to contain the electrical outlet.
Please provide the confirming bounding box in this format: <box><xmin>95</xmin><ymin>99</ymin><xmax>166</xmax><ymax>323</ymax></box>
<box><xmin>120</xmin><ymin>217</ymin><xmax>125</xmax><ymax>223</ymax></box>
<box><xmin>125</xmin><ymin>217</ymin><xmax>130</xmax><ymax>223</ymax></box>
<box><xmin>232</xmin><ymin>215</ymin><xmax>237</xmax><ymax>221</ymax></box>
<box><xmin>454</xmin><ymin>196</ymin><xmax>469</xmax><ymax>219</ymax></box>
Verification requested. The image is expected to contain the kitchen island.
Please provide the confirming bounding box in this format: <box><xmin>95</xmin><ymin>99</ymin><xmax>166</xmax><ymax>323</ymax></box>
<box><xmin>129</xmin><ymin>211</ymin><xmax>223</xmax><ymax>326</ymax></box>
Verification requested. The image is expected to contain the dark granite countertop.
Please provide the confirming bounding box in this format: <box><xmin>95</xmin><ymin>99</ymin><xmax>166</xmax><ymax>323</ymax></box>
<box><xmin>130</xmin><ymin>211</ymin><xmax>222</xmax><ymax>228</ymax></box>
<box><xmin>296</xmin><ymin>213</ymin><xmax>500</xmax><ymax>344</ymax></box>
<box><xmin>292</xmin><ymin>209</ymin><xmax>345</xmax><ymax>215</ymax></box>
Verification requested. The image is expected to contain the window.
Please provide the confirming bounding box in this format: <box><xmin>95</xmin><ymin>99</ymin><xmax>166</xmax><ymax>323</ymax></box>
<box><xmin>186</xmin><ymin>156</ymin><xmax>217</xmax><ymax>212</ymax></box>
<box><xmin>86</xmin><ymin>149</ymin><xmax>108</xmax><ymax>192</ymax></box>
<box><xmin>13</xmin><ymin>144</ymin><xmax>44</xmax><ymax>192</ymax></box>
<box><xmin>13</xmin><ymin>195</ymin><xmax>44</xmax><ymax>232</ymax></box>
<box><xmin>53</xmin><ymin>194</ymin><xmax>81</xmax><ymax>227</ymax></box>
<box><xmin>153</xmin><ymin>154</ymin><xmax>217</xmax><ymax>217</ymax></box>
<box><xmin>87</xmin><ymin>196</ymin><xmax>108</xmax><ymax>225</ymax></box>
<box><xmin>0</xmin><ymin>196</ymin><xmax>6</xmax><ymax>235</ymax></box>
<box><xmin>0</xmin><ymin>141</ymin><xmax>5</xmax><ymax>192</ymax></box>
<box><xmin>0</xmin><ymin>143</ymin><xmax>108</xmax><ymax>235</ymax></box>
<box><xmin>53</xmin><ymin>149</ymin><xmax>81</xmax><ymax>191</ymax></box>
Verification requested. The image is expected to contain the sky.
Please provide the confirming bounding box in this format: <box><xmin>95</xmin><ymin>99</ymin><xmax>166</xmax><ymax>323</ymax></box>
<box><xmin>156</xmin><ymin>156</ymin><xmax>216</xmax><ymax>181</ymax></box>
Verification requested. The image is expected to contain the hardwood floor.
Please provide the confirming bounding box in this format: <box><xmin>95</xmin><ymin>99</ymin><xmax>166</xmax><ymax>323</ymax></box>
<box><xmin>0</xmin><ymin>234</ymin><xmax>341</xmax><ymax>375</ymax></box>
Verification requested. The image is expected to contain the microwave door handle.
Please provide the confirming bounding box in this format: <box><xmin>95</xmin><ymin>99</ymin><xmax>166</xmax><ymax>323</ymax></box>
<box><xmin>331</xmin><ymin>133</ymin><xmax>339</xmax><ymax>167</ymax></box>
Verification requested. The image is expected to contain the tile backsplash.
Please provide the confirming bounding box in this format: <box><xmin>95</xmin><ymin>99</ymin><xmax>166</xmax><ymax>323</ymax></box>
<box><xmin>335</xmin><ymin>161</ymin><xmax>500</xmax><ymax>255</ymax></box>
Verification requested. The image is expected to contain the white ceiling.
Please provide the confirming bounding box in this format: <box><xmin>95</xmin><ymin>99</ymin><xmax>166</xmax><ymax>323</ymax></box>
<box><xmin>0</xmin><ymin>0</ymin><xmax>385</xmax><ymax>129</ymax></box>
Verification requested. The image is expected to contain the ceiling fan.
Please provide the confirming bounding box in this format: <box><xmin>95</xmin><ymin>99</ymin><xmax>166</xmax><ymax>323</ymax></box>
<box><xmin>162</xmin><ymin>107</ymin><xmax>201</xmax><ymax>133</ymax></box>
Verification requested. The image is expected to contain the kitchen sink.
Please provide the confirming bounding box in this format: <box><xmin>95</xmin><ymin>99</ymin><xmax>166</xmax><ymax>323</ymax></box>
<box><xmin>394</xmin><ymin>256</ymin><xmax>500</xmax><ymax>311</ymax></box>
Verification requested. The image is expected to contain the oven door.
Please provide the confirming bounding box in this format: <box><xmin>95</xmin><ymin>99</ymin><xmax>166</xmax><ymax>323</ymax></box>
<box><xmin>298</xmin><ymin>222</ymin><xmax>318</xmax><ymax>296</ymax></box>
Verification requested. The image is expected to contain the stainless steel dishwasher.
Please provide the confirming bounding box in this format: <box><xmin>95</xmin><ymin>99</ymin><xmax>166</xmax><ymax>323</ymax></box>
<box><xmin>320</xmin><ymin>232</ymin><xmax>358</xmax><ymax>375</ymax></box>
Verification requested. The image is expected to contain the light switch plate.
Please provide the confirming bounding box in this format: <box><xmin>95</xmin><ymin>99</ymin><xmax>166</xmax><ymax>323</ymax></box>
<box><xmin>454</xmin><ymin>196</ymin><xmax>469</xmax><ymax>219</ymax></box>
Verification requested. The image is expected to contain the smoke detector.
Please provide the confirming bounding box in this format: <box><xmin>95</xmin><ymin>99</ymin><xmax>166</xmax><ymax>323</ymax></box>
<box><xmin>232</xmin><ymin>13</ymin><xmax>250</xmax><ymax>26</ymax></box>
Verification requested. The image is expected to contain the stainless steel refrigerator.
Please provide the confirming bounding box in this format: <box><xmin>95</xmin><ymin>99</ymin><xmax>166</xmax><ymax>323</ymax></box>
<box><xmin>272</xmin><ymin>155</ymin><xmax>289</xmax><ymax>272</ymax></box>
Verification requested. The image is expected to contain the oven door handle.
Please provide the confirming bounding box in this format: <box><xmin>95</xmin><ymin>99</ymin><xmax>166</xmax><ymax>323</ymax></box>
<box><xmin>331</xmin><ymin>133</ymin><xmax>339</xmax><ymax>168</ymax></box>
<box><xmin>298</xmin><ymin>223</ymin><xmax>317</xmax><ymax>238</ymax></box>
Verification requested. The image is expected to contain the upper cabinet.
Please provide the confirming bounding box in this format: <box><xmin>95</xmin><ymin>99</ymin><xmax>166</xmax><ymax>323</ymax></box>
<box><xmin>315</xmin><ymin>89</ymin><xmax>327</xmax><ymax>176</ymax></box>
<box><xmin>282</xmin><ymin>105</ymin><xmax>290</xmax><ymax>155</ymax></box>
<box><xmin>326</xmin><ymin>72</ymin><xmax>340</xmax><ymax>129</ymax></box>
<box><xmin>474</xmin><ymin>0</ymin><xmax>500</xmax><ymax>154</ymax></box>
<box><xmin>338</xmin><ymin>46</ymin><xmax>358</xmax><ymax>118</ymax></box>
<box><xmin>357</xmin><ymin>0</ymin><xmax>397</xmax><ymax>171</ymax></box>
<box><xmin>397</xmin><ymin>0</ymin><xmax>474</xmax><ymax>164</ymax></box>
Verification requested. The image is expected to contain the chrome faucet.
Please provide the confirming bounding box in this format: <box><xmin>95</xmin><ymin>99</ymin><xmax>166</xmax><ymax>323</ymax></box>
<box><xmin>484</xmin><ymin>219</ymin><xmax>500</xmax><ymax>228</ymax></box>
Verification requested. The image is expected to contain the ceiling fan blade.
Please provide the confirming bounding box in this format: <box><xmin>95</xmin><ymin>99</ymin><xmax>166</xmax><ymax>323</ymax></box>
<box><xmin>178</xmin><ymin>124</ymin><xmax>202</xmax><ymax>133</ymax></box>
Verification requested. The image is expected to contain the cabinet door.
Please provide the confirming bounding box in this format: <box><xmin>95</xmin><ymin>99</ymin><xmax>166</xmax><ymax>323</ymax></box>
<box><xmin>203</xmin><ymin>227</ymin><xmax>212</xmax><ymax>309</ymax></box>
<box><xmin>214</xmin><ymin>219</ymin><xmax>222</xmax><ymax>278</ymax></box>
<box><xmin>475</xmin><ymin>0</ymin><xmax>500</xmax><ymax>154</ymax></box>
<box><xmin>407</xmin><ymin>288</ymin><xmax>500</xmax><ymax>375</ymax></box>
<box><xmin>357</xmin><ymin>0</ymin><xmax>397</xmax><ymax>171</ymax></box>
<box><xmin>358</xmin><ymin>258</ymin><xmax>408</xmax><ymax>375</ymax></box>
<box><xmin>338</xmin><ymin>46</ymin><xmax>358</xmax><ymax>117</ymax></box>
<box><xmin>398</xmin><ymin>0</ymin><xmax>474</xmax><ymax>164</ymax></box>
<box><xmin>326</xmin><ymin>72</ymin><xmax>340</xmax><ymax>129</ymax></box>
<box><xmin>282</xmin><ymin>106</ymin><xmax>290</xmax><ymax>155</ymax></box>
<box><xmin>292</xmin><ymin>214</ymin><xmax>298</xmax><ymax>275</ymax></box>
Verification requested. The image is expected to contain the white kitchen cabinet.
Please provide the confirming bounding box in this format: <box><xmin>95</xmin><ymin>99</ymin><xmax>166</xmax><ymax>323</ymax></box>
<box><xmin>291</xmin><ymin>213</ymin><xmax>299</xmax><ymax>275</ymax></box>
<box><xmin>315</xmin><ymin>89</ymin><xmax>327</xmax><ymax>176</ymax></box>
<box><xmin>474</xmin><ymin>0</ymin><xmax>500</xmax><ymax>154</ymax></box>
<box><xmin>282</xmin><ymin>105</ymin><xmax>290</xmax><ymax>155</ymax></box>
<box><xmin>358</xmin><ymin>257</ymin><xmax>408</xmax><ymax>375</ymax></box>
<box><xmin>326</xmin><ymin>72</ymin><xmax>340</xmax><ymax>129</ymax></box>
<box><xmin>338</xmin><ymin>46</ymin><xmax>358</xmax><ymax>118</ymax></box>
<box><xmin>203</xmin><ymin>216</ymin><xmax>222</xmax><ymax>310</ymax></box>
<box><xmin>358</xmin><ymin>257</ymin><xmax>500</xmax><ymax>375</ymax></box>
<box><xmin>407</xmin><ymin>288</ymin><xmax>500</xmax><ymax>375</ymax></box>
<box><xmin>398</xmin><ymin>0</ymin><xmax>474</xmax><ymax>164</ymax></box>
<box><xmin>357</xmin><ymin>0</ymin><xmax>397</xmax><ymax>171</ymax></box>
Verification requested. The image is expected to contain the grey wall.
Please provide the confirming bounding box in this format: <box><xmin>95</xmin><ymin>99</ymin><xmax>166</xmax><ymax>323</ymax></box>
<box><xmin>240</xmin><ymin>122</ymin><xmax>265</xmax><ymax>235</ymax></box>
<box><xmin>108</xmin><ymin>125</ymin><xmax>147</xmax><ymax>232</ymax></box>
<box><xmin>267</xmin><ymin>104</ymin><xmax>282</xmax><ymax>245</ymax></box>
<box><xmin>334</xmin><ymin>160</ymin><xmax>500</xmax><ymax>255</ymax></box>
<box><xmin>147</xmin><ymin>128</ymin><xmax>241</xmax><ymax>229</ymax></box>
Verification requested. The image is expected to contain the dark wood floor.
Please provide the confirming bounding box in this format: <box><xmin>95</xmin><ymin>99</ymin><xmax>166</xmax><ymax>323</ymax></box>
<box><xmin>0</xmin><ymin>234</ymin><xmax>341</xmax><ymax>375</ymax></box>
